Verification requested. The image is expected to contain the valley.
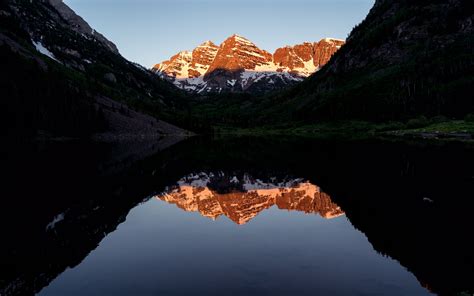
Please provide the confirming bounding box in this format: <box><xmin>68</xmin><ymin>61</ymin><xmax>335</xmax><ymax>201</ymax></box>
<box><xmin>1</xmin><ymin>1</ymin><xmax>473</xmax><ymax>295</ymax></box>
<box><xmin>1</xmin><ymin>0</ymin><xmax>472</xmax><ymax>140</ymax></box>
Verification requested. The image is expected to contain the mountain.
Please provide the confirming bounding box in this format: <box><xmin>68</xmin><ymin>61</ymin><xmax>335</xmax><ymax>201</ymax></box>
<box><xmin>156</xmin><ymin>172</ymin><xmax>344</xmax><ymax>225</ymax></box>
<box><xmin>0</xmin><ymin>0</ymin><xmax>189</xmax><ymax>138</ymax></box>
<box><xmin>253</xmin><ymin>0</ymin><xmax>474</xmax><ymax>122</ymax></box>
<box><xmin>46</xmin><ymin>0</ymin><xmax>119</xmax><ymax>53</ymax></box>
<box><xmin>153</xmin><ymin>35</ymin><xmax>344</xmax><ymax>95</ymax></box>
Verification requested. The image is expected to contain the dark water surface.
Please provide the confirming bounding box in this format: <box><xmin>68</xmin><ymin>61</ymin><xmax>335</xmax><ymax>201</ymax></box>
<box><xmin>1</xmin><ymin>136</ymin><xmax>473</xmax><ymax>296</ymax></box>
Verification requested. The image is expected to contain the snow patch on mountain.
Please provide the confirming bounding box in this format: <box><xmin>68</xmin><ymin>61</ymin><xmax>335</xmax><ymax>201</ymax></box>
<box><xmin>152</xmin><ymin>35</ymin><xmax>344</xmax><ymax>94</ymax></box>
<box><xmin>33</xmin><ymin>40</ymin><xmax>59</xmax><ymax>62</ymax></box>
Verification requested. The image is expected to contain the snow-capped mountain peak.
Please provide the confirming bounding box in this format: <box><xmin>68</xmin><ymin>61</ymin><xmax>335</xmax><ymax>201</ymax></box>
<box><xmin>152</xmin><ymin>35</ymin><xmax>345</xmax><ymax>94</ymax></box>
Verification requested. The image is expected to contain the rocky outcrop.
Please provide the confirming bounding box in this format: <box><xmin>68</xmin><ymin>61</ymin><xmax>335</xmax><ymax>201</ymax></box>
<box><xmin>153</xmin><ymin>35</ymin><xmax>344</xmax><ymax>94</ymax></box>
<box><xmin>313</xmin><ymin>38</ymin><xmax>345</xmax><ymax>69</ymax></box>
<box><xmin>156</xmin><ymin>172</ymin><xmax>344</xmax><ymax>225</ymax></box>
<box><xmin>273</xmin><ymin>39</ymin><xmax>345</xmax><ymax>76</ymax></box>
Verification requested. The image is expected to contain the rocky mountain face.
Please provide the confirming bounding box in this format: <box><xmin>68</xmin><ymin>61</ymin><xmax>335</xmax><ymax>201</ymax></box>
<box><xmin>255</xmin><ymin>0</ymin><xmax>474</xmax><ymax>122</ymax></box>
<box><xmin>1</xmin><ymin>0</ymin><xmax>188</xmax><ymax>138</ymax></box>
<box><xmin>46</xmin><ymin>0</ymin><xmax>119</xmax><ymax>53</ymax></box>
<box><xmin>156</xmin><ymin>172</ymin><xmax>344</xmax><ymax>225</ymax></box>
<box><xmin>153</xmin><ymin>35</ymin><xmax>344</xmax><ymax>95</ymax></box>
<box><xmin>153</xmin><ymin>41</ymin><xmax>219</xmax><ymax>82</ymax></box>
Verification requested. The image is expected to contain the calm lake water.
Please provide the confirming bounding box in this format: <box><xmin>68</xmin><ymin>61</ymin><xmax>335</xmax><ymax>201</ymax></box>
<box><xmin>1</xmin><ymin>136</ymin><xmax>473</xmax><ymax>296</ymax></box>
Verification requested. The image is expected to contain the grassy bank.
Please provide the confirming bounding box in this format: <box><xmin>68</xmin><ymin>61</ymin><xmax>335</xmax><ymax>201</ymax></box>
<box><xmin>214</xmin><ymin>119</ymin><xmax>474</xmax><ymax>141</ymax></box>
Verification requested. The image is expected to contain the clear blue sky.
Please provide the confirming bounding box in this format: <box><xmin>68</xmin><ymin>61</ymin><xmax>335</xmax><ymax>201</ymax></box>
<box><xmin>64</xmin><ymin>0</ymin><xmax>375</xmax><ymax>67</ymax></box>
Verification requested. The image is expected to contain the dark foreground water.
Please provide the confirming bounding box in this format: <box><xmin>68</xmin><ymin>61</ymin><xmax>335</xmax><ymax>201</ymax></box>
<box><xmin>1</xmin><ymin>136</ymin><xmax>473</xmax><ymax>296</ymax></box>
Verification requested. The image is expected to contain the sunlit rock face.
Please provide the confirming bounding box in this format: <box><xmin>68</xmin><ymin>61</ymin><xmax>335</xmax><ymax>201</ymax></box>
<box><xmin>207</xmin><ymin>35</ymin><xmax>273</xmax><ymax>74</ymax></box>
<box><xmin>153</xmin><ymin>41</ymin><xmax>219</xmax><ymax>80</ymax></box>
<box><xmin>152</xmin><ymin>35</ymin><xmax>344</xmax><ymax>94</ymax></box>
<box><xmin>156</xmin><ymin>172</ymin><xmax>344</xmax><ymax>225</ymax></box>
<box><xmin>273</xmin><ymin>38</ymin><xmax>345</xmax><ymax>77</ymax></box>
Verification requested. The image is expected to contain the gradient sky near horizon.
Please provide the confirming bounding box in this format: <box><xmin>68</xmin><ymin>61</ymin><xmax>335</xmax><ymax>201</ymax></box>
<box><xmin>64</xmin><ymin>0</ymin><xmax>375</xmax><ymax>67</ymax></box>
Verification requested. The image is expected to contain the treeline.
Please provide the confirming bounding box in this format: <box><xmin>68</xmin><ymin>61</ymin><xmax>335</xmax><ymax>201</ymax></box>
<box><xmin>0</xmin><ymin>45</ymin><xmax>106</xmax><ymax>138</ymax></box>
<box><xmin>167</xmin><ymin>0</ymin><xmax>474</xmax><ymax>130</ymax></box>
<box><xmin>239</xmin><ymin>0</ymin><xmax>474</xmax><ymax>125</ymax></box>
<box><xmin>1</xmin><ymin>0</ymin><xmax>189</xmax><ymax>138</ymax></box>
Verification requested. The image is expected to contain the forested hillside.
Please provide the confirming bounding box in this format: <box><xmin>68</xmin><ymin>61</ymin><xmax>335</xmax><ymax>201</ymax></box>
<box><xmin>0</xmin><ymin>0</ymin><xmax>189</xmax><ymax>138</ymax></box>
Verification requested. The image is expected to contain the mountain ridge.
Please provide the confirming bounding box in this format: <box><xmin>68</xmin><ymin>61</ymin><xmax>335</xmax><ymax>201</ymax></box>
<box><xmin>181</xmin><ymin>0</ymin><xmax>473</xmax><ymax>127</ymax></box>
<box><xmin>152</xmin><ymin>35</ymin><xmax>344</xmax><ymax>94</ymax></box>
<box><xmin>46</xmin><ymin>0</ymin><xmax>119</xmax><ymax>53</ymax></box>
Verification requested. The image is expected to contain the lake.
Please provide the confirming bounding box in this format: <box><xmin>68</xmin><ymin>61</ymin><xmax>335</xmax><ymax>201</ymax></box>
<box><xmin>1</xmin><ymin>136</ymin><xmax>473</xmax><ymax>295</ymax></box>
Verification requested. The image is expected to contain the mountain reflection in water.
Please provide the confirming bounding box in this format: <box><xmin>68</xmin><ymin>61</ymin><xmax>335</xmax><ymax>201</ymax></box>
<box><xmin>156</xmin><ymin>172</ymin><xmax>344</xmax><ymax>224</ymax></box>
<box><xmin>1</xmin><ymin>137</ymin><xmax>473</xmax><ymax>296</ymax></box>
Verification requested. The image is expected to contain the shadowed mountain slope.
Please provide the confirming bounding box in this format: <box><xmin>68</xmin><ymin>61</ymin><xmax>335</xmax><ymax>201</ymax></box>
<box><xmin>256</xmin><ymin>0</ymin><xmax>474</xmax><ymax>123</ymax></box>
<box><xmin>0</xmin><ymin>0</ymin><xmax>189</xmax><ymax>138</ymax></box>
